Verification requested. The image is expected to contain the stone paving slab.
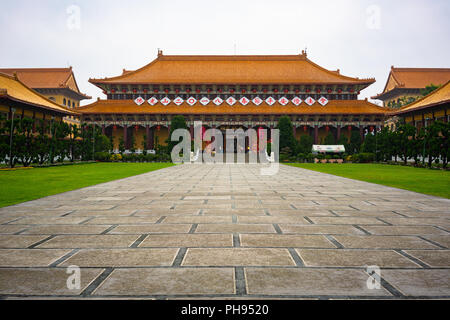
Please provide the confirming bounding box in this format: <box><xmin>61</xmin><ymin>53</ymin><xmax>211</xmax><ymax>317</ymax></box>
<box><xmin>296</xmin><ymin>249</ymin><xmax>421</xmax><ymax>268</ymax></box>
<box><xmin>59</xmin><ymin>249</ymin><xmax>179</xmax><ymax>267</ymax></box>
<box><xmin>245</xmin><ymin>268</ymin><xmax>392</xmax><ymax>296</ymax></box>
<box><xmin>0</xmin><ymin>268</ymin><xmax>104</xmax><ymax>296</ymax></box>
<box><xmin>93</xmin><ymin>268</ymin><xmax>235</xmax><ymax>296</ymax></box>
<box><xmin>182</xmin><ymin>248</ymin><xmax>296</xmax><ymax>266</ymax></box>
<box><xmin>0</xmin><ymin>163</ymin><xmax>449</xmax><ymax>299</ymax></box>
<box><xmin>0</xmin><ymin>249</ymin><xmax>71</xmax><ymax>267</ymax></box>
<box><xmin>381</xmin><ymin>270</ymin><xmax>450</xmax><ymax>296</ymax></box>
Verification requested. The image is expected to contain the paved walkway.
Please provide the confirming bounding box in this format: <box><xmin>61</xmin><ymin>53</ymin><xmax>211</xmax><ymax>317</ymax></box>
<box><xmin>0</xmin><ymin>164</ymin><xmax>449</xmax><ymax>299</ymax></box>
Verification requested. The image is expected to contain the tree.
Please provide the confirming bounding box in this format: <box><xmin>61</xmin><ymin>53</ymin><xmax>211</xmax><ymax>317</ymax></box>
<box><xmin>348</xmin><ymin>131</ymin><xmax>361</xmax><ymax>155</ymax></box>
<box><xmin>438</xmin><ymin>121</ymin><xmax>449</xmax><ymax>169</ymax></box>
<box><xmin>276</xmin><ymin>116</ymin><xmax>297</xmax><ymax>155</ymax></box>
<box><xmin>118</xmin><ymin>137</ymin><xmax>125</xmax><ymax>155</ymax></box>
<box><xmin>167</xmin><ymin>115</ymin><xmax>188</xmax><ymax>153</ymax></box>
<box><xmin>396</xmin><ymin>123</ymin><xmax>417</xmax><ymax>165</ymax></box>
<box><xmin>68</xmin><ymin>124</ymin><xmax>80</xmax><ymax>162</ymax></box>
<box><xmin>324</xmin><ymin>132</ymin><xmax>335</xmax><ymax>145</ymax></box>
<box><xmin>298</xmin><ymin>135</ymin><xmax>313</xmax><ymax>154</ymax></box>
<box><xmin>35</xmin><ymin>120</ymin><xmax>50</xmax><ymax>165</ymax></box>
<box><xmin>15</xmin><ymin>118</ymin><xmax>35</xmax><ymax>167</ymax></box>
<box><xmin>422</xmin><ymin>122</ymin><xmax>442</xmax><ymax>168</ymax></box>
<box><xmin>361</xmin><ymin>132</ymin><xmax>376</xmax><ymax>154</ymax></box>
<box><xmin>420</xmin><ymin>84</ymin><xmax>440</xmax><ymax>97</ymax></box>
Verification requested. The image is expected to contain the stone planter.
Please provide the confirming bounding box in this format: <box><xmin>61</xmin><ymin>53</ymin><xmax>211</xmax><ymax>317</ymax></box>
<box><xmin>337</xmin><ymin>159</ymin><xmax>344</xmax><ymax>164</ymax></box>
<box><xmin>329</xmin><ymin>159</ymin><xmax>336</xmax><ymax>163</ymax></box>
<box><xmin>320</xmin><ymin>159</ymin><xmax>327</xmax><ymax>164</ymax></box>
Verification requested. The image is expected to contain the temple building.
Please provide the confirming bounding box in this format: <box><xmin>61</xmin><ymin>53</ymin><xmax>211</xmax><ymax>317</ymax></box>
<box><xmin>0</xmin><ymin>67</ymin><xmax>90</xmax><ymax>125</ymax></box>
<box><xmin>372</xmin><ymin>67</ymin><xmax>450</xmax><ymax>108</ymax></box>
<box><xmin>392</xmin><ymin>80</ymin><xmax>450</xmax><ymax>129</ymax></box>
<box><xmin>79</xmin><ymin>51</ymin><xmax>387</xmax><ymax>151</ymax></box>
<box><xmin>0</xmin><ymin>72</ymin><xmax>78</xmax><ymax>126</ymax></box>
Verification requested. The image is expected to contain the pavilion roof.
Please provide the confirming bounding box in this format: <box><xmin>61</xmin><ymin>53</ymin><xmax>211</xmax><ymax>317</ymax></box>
<box><xmin>89</xmin><ymin>52</ymin><xmax>375</xmax><ymax>87</ymax></box>
<box><xmin>0</xmin><ymin>67</ymin><xmax>91</xmax><ymax>100</ymax></box>
<box><xmin>0</xmin><ymin>72</ymin><xmax>79</xmax><ymax>115</ymax></box>
<box><xmin>373</xmin><ymin>67</ymin><xmax>450</xmax><ymax>100</ymax></box>
<box><xmin>78</xmin><ymin>98</ymin><xmax>387</xmax><ymax>116</ymax></box>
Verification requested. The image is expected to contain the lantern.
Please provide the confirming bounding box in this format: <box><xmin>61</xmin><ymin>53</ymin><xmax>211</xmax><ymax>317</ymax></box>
<box><xmin>111</xmin><ymin>89</ymin><xmax>116</xmax><ymax>94</ymax></box>
<box><xmin>164</xmin><ymin>89</ymin><xmax>169</xmax><ymax>93</ymax></box>
<box><xmin>196</xmin><ymin>89</ymin><xmax>201</xmax><ymax>93</ymax></box>
<box><xmin>295</xmin><ymin>89</ymin><xmax>300</xmax><ymax>94</ymax></box>
<box><xmin>338</xmin><ymin>89</ymin><xmax>342</xmax><ymax>93</ymax></box>
<box><xmin>133</xmin><ymin>89</ymin><xmax>137</xmax><ymax>93</ymax></box>
<box><xmin>252</xmin><ymin>89</ymin><xmax>257</xmax><ymax>93</ymax></box>
<box><xmin>306</xmin><ymin>88</ymin><xmax>310</xmax><ymax>93</ymax></box>
<box><xmin>143</xmin><ymin>89</ymin><xmax>148</xmax><ymax>93</ymax></box>
<box><xmin>274</xmin><ymin>89</ymin><xmax>279</xmax><ymax>93</ymax></box>
<box><xmin>122</xmin><ymin>89</ymin><xmax>127</xmax><ymax>93</ymax></box>
<box><xmin>175</xmin><ymin>89</ymin><xmax>180</xmax><ymax>93</ymax></box>
<box><xmin>135</xmin><ymin>125</ymin><xmax>139</xmax><ymax>131</ymax></box>
<box><xmin>327</xmin><ymin>89</ymin><xmax>332</xmax><ymax>94</ymax></box>
<box><xmin>242</xmin><ymin>89</ymin><xmax>246</xmax><ymax>94</ymax></box>
<box><xmin>316</xmin><ymin>89</ymin><xmax>321</xmax><ymax>94</ymax></box>
<box><xmin>263</xmin><ymin>89</ymin><xmax>268</xmax><ymax>93</ymax></box>
<box><xmin>207</xmin><ymin>88</ymin><xmax>212</xmax><ymax>93</ymax></box>
<box><xmin>157</xmin><ymin>125</ymin><xmax>161</xmax><ymax>131</ymax></box>
<box><xmin>218</xmin><ymin>88</ymin><xmax>223</xmax><ymax>93</ymax></box>
<box><xmin>154</xmin><ymin>89</ymin><xmax>159</xmax><ymax>93</ymax></box>
<box><xmin>113</xmin><ymin>125</ymin><xmax>117</xmax><ymax>131</ymax></box>
<box><xmin>303</xmin><ymin>126</ymin><xmax>307</xmax><ymax>132</ymax></box>
<box><xmin>284</xmin><ymin>89</ymin><xmax>289</xmax><ymax>93</ymax></box>
<box><xmin>370</xmin><ymin>126</ymin><xmax>374</xmax><ymax>132</ymax></box>
<box><xmin>348</xmin><ymin>125</ymin><xmax>352</xmax><ymax>131</ymax></box>
<box><xmin>349</xmin><ymin>89</ymin><xmax>354</xmax><ymax>93</ymax></box>
<box><xmin>325</xmin><ymin>126</ymin><xmax>329</xmax><ymax>132</ymax></box>
<box><xmin>230</xmin><ymin>89</ymin><xmax>235</xmax><ymax>94</ymax></box>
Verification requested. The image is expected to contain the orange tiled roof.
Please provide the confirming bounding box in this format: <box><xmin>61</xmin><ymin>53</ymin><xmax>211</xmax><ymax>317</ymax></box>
<box><xmin>373</xmin><ymin>67</ymin><xmax>450</xmax><ymax>99</ymax></box>
<box><xmin>89</xmin><ymin>53</ymin><xmax>375</xmax><ymax>86</ymax></box>
<box><xmin>0</xmin><ymin>67</ymin><xmax>91</xmax><ymax>99</ymax></box>
<box><xmin>0</xmin><ymin>72</ymin><xmax>79</xmax><ymax>115</ymax></box>
<box><xmin>394</xmin><ymin>80</ymin><xmax>450</xmax><ymax>115</ymax></box>
<box><xmin>78</xmin><ymin>98</ymin><xmax>387</xmax><ymax>116</ymax></box>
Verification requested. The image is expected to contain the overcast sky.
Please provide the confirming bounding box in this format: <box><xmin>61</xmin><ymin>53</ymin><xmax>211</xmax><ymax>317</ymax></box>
<box><xmin>1</xmin><ymin>0</ymin><xmax>449</xmax><ymax>106</ymax></box>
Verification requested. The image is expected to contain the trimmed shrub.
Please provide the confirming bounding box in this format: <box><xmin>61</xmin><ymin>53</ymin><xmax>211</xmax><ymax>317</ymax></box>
<box><xmin>110</xmin><ymin>154</ymin><xmax>122</xmax><ymax>162</ymax></box>
<box><xmin>353</xmin><ymin>153</ymin><xmax>375</xmax><ymax>163</ymax></box>
<box><xmin>94</xmin><ymin>152</ymin><xmax>110</xmax><ymax>162</ymax></box>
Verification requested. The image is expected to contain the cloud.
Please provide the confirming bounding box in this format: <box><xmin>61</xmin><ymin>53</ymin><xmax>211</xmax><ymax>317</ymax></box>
<box><xmin>0</xmin><ymin>0</ymin><xmax>449</xmax><ymax>105</ymax></box>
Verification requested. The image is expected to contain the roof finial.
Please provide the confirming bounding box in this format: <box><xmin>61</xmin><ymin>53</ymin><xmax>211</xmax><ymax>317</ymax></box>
<box><xmin>157</xmin><ymin>48</ymin><xmax>163</xmax><ymax>57</ymax></box>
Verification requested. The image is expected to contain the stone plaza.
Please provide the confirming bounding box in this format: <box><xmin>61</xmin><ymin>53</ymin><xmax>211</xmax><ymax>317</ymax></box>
<box><xmin>0</xmin><ymin>164</ymin><xmax>449</xmax><ymax>299</ymax></box>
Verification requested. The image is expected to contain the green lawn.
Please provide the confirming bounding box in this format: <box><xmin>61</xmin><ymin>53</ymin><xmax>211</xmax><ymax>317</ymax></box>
<box><xmin>286</xmin><ymin>163</ymin><xmax>450</xmax><ymax>199</ymax></box>
<box><xmin>0</xmin><ymin>163</ymin><xmax>174</xmax><ymax>208</ymax></box>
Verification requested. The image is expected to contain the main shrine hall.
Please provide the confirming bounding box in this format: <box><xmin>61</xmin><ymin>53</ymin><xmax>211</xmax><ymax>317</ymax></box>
<box><xmin>79</xmin><ymin>51</ymin><xmax>387</xmax><ymax>151</ymax></box>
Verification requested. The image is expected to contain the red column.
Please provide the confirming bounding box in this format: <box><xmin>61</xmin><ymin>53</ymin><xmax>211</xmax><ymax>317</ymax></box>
<box><xmin>314</xmin><ymin>125</ymin><xmax>319</xmax><ymax>144</ymax></box>
<box><xmin>146</xmin><ymin>125</ymin><xmax>150</xmax><ymax>150</ymax></box>
<box><xmin>101</xmin><ymin>124</ymin><xmax>106</xmax><ymax>135</ymax></box>
<box><xmin>292</xmin><ymin>126</ymin><xmax>296</xmax><ymax>139</ymax></box>
<box><xmin>337</xmin><ymin>125</ymin><xmax>341</xmax><ymax>141</ymax></box>
<box><xmin>360</xmin><ymin>126</ymin><xmax>364</xmax><ymax>142</ymax></box>
<box><xmin>149</xmin><ymin>127</ymin><xmax>154</xmax><ymax>149</ymax></box>
<box><xmin>190</xmin><ymin>125</ymin><xmax>194</xmax><ymax>140</ymax></box>
<box><xmin>123</xmin><ymin>126</ymin><xmax>128</xmax><ymax>149</ymax></box>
